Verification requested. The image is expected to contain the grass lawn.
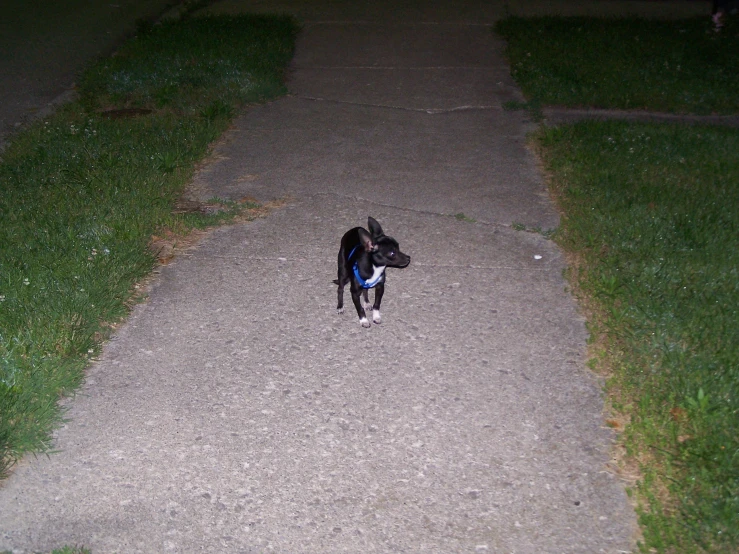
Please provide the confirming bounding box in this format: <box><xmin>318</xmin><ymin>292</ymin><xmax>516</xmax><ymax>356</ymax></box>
<box><xmin>495</xmin><ymin>16</ymin><xmax>739</xmax><ymax>114</ymax></box>
<box><xmin>538</xmin><ymin>121</ymin><xmax>739</xmax><ymax>553</ymax></box>
<box><xmin>496</xmin><ymin>15</ymin><xmax>739</xmax><ymax>553</ymax></box>
<box><xmin>0</xmin><ymin>13</ymin><xmax>298</xmax><ymax>480</ymax></box>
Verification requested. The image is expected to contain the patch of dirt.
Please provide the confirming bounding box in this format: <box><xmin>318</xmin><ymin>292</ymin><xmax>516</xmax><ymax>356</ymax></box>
<box><xmin>541</xmin><ymin>106</ymin><xmax>739</xmax><ymax>128</ymax></box>
<box><xmin>149</xmin><ymin>196</ymin><xmax>290</xmax><ymax>264</ymax></box>
<box><xmin>100</xmin><ymin>108</ymin><xmax>153</xmax><ymax>119</ymax></box>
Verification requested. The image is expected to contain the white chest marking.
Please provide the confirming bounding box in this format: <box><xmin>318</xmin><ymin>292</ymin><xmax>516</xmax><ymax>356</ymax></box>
<box><xmin>366</xmin><ymin>265</ymin><xmax>386</xmax><ymax>287</ymax></box>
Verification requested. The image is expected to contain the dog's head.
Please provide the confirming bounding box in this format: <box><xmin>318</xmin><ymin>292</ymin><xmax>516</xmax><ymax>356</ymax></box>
<box><xmin>358</xmin><ymin>217</ymin><xmax>411</xmax><ymax>268</ymax></box>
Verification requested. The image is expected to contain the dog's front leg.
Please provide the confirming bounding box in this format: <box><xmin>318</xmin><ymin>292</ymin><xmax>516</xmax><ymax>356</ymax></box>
<box><xmin>372</xmin><ymin>283</ymin><xmax>384</xmax><ymax>324</ymax></box>
<box><xmin>361</xmin><ymin>288</ymin><xmax>372</xmax><ymax>311</ymax></box>
<box><xmin>350</xmin><ymin>285</ymin><xmax>371</xmax><ymax>328</ymax></box>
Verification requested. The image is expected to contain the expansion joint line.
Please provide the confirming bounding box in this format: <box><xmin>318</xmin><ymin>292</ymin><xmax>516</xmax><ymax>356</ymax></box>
<box><xmin>201</xmin><ymin>255</ymin><xmax>548</xmax><ymax>272</ymax></box>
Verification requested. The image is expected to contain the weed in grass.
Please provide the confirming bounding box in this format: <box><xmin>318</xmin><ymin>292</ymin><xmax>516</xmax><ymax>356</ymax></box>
<box><xmin>0</xmin><ymin>14</ymin><xmax>298</xmax><ymax>479</ymax></box>
<box><xmin>200</xmin><ymin>99</ymin><xmax>234</xmax><ymax>122</ymax></box>
<box><xmin>154</xmin><ymin>150</ymin><xmax>183</xmax><ymax>173</ymax></box>
<box><xmin>495</xmin><ymin>16</ymin><xmax>739</xmax><ymax>115</ymax></box>
<box><xmin>537</xmin><ymin>120</ymin><xmax>739</xmax><ymax>552</ymax></box>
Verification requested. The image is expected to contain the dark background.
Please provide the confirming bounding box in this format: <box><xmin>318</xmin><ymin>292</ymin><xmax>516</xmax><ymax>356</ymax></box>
<box><xmin>0</xmin><ymin>0</ymin><xmax>184</xmax><ymax>150</ymax></box>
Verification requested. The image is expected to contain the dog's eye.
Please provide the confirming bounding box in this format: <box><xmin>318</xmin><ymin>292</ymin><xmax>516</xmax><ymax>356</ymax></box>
<box><xmin>388</xmin><ymin>251</ymin><xmax>396</xmax><ymax>258</ymax></box>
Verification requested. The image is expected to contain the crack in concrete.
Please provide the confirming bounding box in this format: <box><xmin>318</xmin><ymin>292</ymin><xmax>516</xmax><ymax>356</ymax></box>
<box><xmin>310</xmin><ymin>191</ymin><xmax>513</xmax><ymax>228</ymax></box>
<box><xmin>302</xmin><ymin>20</ymin><xmax>495</xmax><ymax>27</ymax></box>
<box><xmin>296</xmin><ymin>94</ymin><xmax>501</xmax><ymax>114</ymax></box>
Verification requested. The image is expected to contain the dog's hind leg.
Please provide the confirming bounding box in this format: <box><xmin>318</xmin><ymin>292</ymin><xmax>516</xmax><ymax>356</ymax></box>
<box><xmin>336</xmin><ymin>247</ymin><xmax>349</xmax><ymax>314</ymax></box>
<box><xmin>336</xmin><ymin>279</ymin><xmax>346</xmax><ymax>314</ymax></box>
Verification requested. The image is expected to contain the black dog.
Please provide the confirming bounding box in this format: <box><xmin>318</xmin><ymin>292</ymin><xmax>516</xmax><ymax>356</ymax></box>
<box><xmin>335</xmin><ymin>217</ymin><xmax>410</xmax><ymax>327</ymax></box>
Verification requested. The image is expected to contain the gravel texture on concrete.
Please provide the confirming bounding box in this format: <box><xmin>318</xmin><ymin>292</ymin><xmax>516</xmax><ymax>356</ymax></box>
<box><xmin>0</xmin><ymin>1</ymin><xmax>641</xmax><ymax>552</ymax></box>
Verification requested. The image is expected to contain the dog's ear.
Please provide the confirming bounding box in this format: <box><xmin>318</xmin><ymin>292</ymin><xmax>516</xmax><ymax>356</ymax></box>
<box><xmin>367</xmin><ymin>217</ymin><xmax>384</xmax><ymax>239</ymax></box>
<box><xmin>358</xmin><ymin>227</ymin><xmax>376</xmax><ymax>252</ymax></box>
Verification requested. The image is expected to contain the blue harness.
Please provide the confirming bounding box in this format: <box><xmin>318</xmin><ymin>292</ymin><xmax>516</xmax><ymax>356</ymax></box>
<box><xmin>348</xmin><ymin>245</ymin><xmax>384</xmax><ymax>289</ymax></box>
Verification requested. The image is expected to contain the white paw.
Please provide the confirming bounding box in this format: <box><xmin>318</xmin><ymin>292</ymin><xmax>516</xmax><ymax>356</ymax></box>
<box><xmin>337</xmin><ymin>307</ymin><xmax>345</xmax><ymax>315</ymax></box>
<box><xmin>372</xmin><ymin>310</ymin><xmax>382</xmax><ymax>324</ymax></box>
<box><xmin>359</xmin><ymin>317</ymin><xmax>371</xmax><ymax>328</ymax></box>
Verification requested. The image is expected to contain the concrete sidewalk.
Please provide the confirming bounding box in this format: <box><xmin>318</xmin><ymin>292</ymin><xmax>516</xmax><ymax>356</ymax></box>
<box><xmin>0</xmin><ymin>1</ymin><xmax>663</xmax><ymax>552</ymax></box>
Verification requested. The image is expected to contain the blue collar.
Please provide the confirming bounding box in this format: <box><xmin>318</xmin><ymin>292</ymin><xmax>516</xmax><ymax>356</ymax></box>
<box><xmin>353</xmin><ymin>263</ymin><xmax>384</xmax><ymax>289</ymax></box>
<box><xmin>348</xmin><ymin>245</ymin><xmax>384</xmax><ymax>289</ymax></box>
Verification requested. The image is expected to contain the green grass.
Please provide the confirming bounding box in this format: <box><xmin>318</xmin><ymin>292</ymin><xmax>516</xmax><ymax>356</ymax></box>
<box><xmin>79</xmin><ymin>14</ymin><xmax>296</xmax><ymax>112</ymax></box>
<box><xmin>497</xmin><ymin>14</ymin><xmax>739</xmax><ymax>550</ymax></box>
<box><xmin>495</xmin><ymin>16</ymin><xmax>739</xmax><ymax>114</ymax></box>
<box><xmin>537</xmin><ymin>120</ymin><xmax>739</xmax><ymax>552</ymax></box>
<box><xmin>0</xmin><ymin>13</ymin><xmax>298</xmax><ymax>479</ymax></box>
